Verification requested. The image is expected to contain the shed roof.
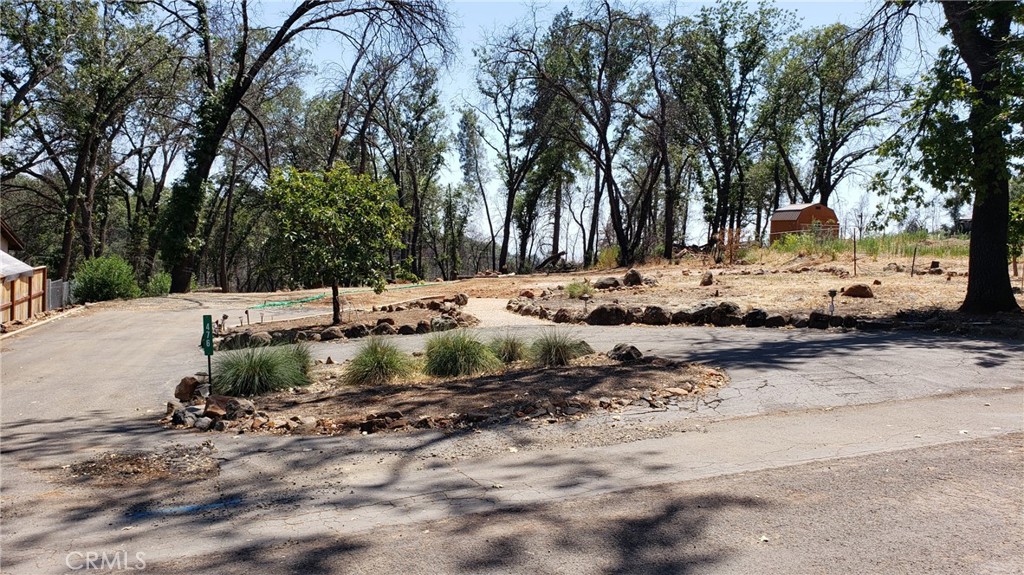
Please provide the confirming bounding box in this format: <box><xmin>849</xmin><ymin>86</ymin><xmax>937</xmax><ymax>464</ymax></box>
<box><xmin>1</xmin><ymin>251</ymin><xmax>34</xmax><ymax>283</ymax></box>
<box><xmin>1</xmin><ymin>219</ymin><xmax>25</xmax><ymax>252</ymax></box>
<box><xmin>770</xmin><ymin>203</ymin><xmax>836</xmax><ymax>222</ymax></box>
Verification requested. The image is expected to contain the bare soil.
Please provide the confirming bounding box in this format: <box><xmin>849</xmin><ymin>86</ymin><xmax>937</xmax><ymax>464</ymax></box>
<box><xmin>64</xmin><ymin>443</ymin><xmax>220</xmax><ymax>487</ymax></box>
<box><xmin>229</xmin><ymin>356</ymin><xmax>726</xmax><ymax>436</ymax></box>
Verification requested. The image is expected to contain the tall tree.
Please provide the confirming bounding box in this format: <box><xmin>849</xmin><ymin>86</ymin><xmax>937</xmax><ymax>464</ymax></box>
<box><xmin>456</xmin><ymin>108</ymin><xmax>498</xmax><ymax>271</ymax></box>
<box><xmin>156</xmin><ymin>0</ymin><xmax>453</xmax><ymax>292</ymax></box>
<box><xmin>874</xmin><ymin>2</ymin><xmax>1022</xmax><ymax>313</ymax></box>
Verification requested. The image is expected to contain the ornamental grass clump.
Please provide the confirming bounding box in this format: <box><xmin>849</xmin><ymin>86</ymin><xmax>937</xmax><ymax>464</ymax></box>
<box><xmin>342</xmin><ymin>337</ymin><xmax>414</xmax><ymax>386</ymax></box>
<box><xmin>212</xmin><ymin>343</ymin><xmax>311</xmax><ymax>396</ymax></box>
<box><xmin>489</xmin><ymin>333</ymin><xmax>527</xmax><ymax>364</ymax></box>
<box><xmin>424</xmin><ymin>330</ymin><xmax>501</xmax><ymax>377</ymax></box>
<box><xmin>530</xmin><ymin>330</ymin><xmax>594</xmax><ymax>367</ymax></box>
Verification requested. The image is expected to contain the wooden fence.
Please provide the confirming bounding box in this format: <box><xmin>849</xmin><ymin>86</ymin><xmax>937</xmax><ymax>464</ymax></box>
<box><xmin>1</xmin><ymin>267</ymin><xmax>47</xmax><ymax>322</ymax></box>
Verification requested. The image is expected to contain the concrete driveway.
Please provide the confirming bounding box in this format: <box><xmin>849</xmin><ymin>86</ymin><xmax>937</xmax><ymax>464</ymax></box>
<box><xmin>1</xmin><ymin>295</ymin><xmax>1021</xmax><ymax>574</ymax></box>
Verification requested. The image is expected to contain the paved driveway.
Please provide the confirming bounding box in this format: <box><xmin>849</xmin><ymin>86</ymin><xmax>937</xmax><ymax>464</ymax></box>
<box><xmin>1</xmin><ymin>295</ymin><xmax>1021</xmax><ymax>574</ymax></box>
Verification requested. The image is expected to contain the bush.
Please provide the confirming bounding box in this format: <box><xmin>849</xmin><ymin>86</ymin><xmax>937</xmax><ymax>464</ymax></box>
<box><xmin>212</xmin><ymin>344</ymin><xmax>311</xmax><ymax>396</ymax></box>
<box><xmin>72</xmin><ymin>255</ymin><xmax>141</xmax><ymax>302</ymax></box>
<box><xmin>565</xmin><ymin>281</ymin><xmax>594</xmax><ymax>299</ymax></box>
<box><xmin>342</xmin><ymin>337</ymin><xmax>414</xmax><ymax>386</ymax></box>
<box><xmin>143</xmin><ymin>272</ymin><xmax>172</xmax><ymax>297</ymax></box>
<box><xmin>596</xmin><ymin>246</ymin><xmax>620</xmax><ymax>269</ymax></box>
<box><xmin>489</xmin><ymin>333</ymin><xmax>527</xmax><ymax>364</ymax></box>
<box><xmin>530</xmin><ymin>330</ymin><xmax>594</xmax><ymax>367</ymax></box>
<box><xmin>424</xmin><ymin>330</ymin><xmax>501</xmax><ymax>377</ymax></box>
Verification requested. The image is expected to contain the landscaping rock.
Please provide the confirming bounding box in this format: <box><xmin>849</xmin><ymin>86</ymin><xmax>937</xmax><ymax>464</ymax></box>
<box><xmin>454</xmin><ymin>293</ymin><xmax>469</xmax><ymax>306</ymax></box>
<box><xmin>670</xmin><ymin>309</ymin><xmax>693</xmax><ymax>324</ymax></box>
<box><xmin>344</xmin><ymin>324</ymin><xmax>371</xmax><ymax>338</ymax></box>
<box><xmin>586</xmin><ymin>304</ymin><xmax>628</xmax><ymax>325</ymax></box>
<box><xmin>790</xmin><ymin>314</ymin><xmax>809</xmax><ymax>328</ymax></box>
<box><xmin>641</xmin><ymin>306</ymin><xmax>671</xmax><ymax>326</ymax></box>
<box><xmin>607</xmin><ymin>343</ymin><xmax>643</xmax><ymax>362</ymax></box>
<box><xmin>873</xmin><ymin>279</ymin><xmax>882</xmax><ymax>286</ymax></box>
<box><xmin>320</xmin><ymin>326</ymin><xmax>345</xmax><ymax>341</ymax></box>
<box><xmin>622</xmin><ymin>268</ymin><xmax>643</xmax><ymax>287</ymax></box>
<box><xmin>664</xmin><ymin>384</ymin><xmax>694</xmax><ymax>395</ymax></box>
<box><xmin>928</xmin><ymin>267</ymin><xmax>944</xmax><ymax>275</ymax></box>
<box><xmin>842</xmin><ymin>284</ymin><xmax>874</xmax><ymax>298</ymax></box>
<box><xmin>171</xmin><ymin>408</ymin><xmax>198</xmax><ymax>427</ymax></box>
<box><xmin>225</xmin><ymin>397</ymin><xmax>256</xmax><ymax>420</ymax></box>
<box><xmin>204</xmin><ymin>395</ymin><xmax>232</xmax><ymax>418</ymax></box>
<box><xmin>808</xmin><ymin>311</ymin><xmax>831</xmax><ymax>329</ymax></box>
<box><xmin>700</xmin><ymin>271</ymin><xmax>714</xmax><ymax>286</ymax></box>
<box><xmin>431</xmin><ymin>316</ymin><xmax>459</xmax><ymax>332</ymax></box>
<box><xmin>416</xmin><ymin>320</ymin><xmax>432</xmax><ymax>334</ymax></box>
<box><xmin>552</xmin><ymin>308</ymin><xmax>574</xmax><ymax>324</ymax></box>
<box><xmin>594</xmin><ymin>276</ymin><xmax>620</xmax><ymax>290</ymax></box>
<box><xmin>857</xmin><ymin>319</ymin><xmax>895</xmax><ymax>331</ymax></box>
<box><xmin>193</xmin><ymin>417</ymin><xmax>213</xmax><ymax>431</ymax></box>
<box><xmin>709</xmin><ymin>301</ymin><xmax>742</xmax><ymax>326</ymax></box>
<box><xmin>249</xmin><ymin>331</ymin><xmax>273</xmax><ymax>346</ymax></box>
<box><xmin>296</xmin><ymin>330</ymin><xmax>320</xmax><ymax>342</ymax></box>
<box><xmin>371</xmin><ymin>323</ymin><xmax>397</xmax><ymax>335</ymax></box>
<box><xmin>625</xmin><ymin>306</ymin><xmax>644</xmax><ymax>324</ymax></box>
<box><xmin>377</xmin><ymin>317</ymin><xmax>395</xmax><ymax>326</ymax></box>
<box><xmin>764</xmin><ymin>315</ymin><xmax>788</xmax><ymax>328</ymax></box>
<box><xmin>742</xmin><ymin>309</ymin><xmax>768</xmax><ymax>328</ymax></box>
<box><xmin>843</xmin><ymin>315</ymin><xmax>858</xmax><ymax>328</ymax></box>
<box><xmin>884</xmin><ymin>263</ymin><xmax>906</xmax><ymax>272</ymax></box>
<box><xmin>397</xmin><ymin>324</ymin><xmax>416</xmax><ymax>335</ymax></box>
<box><xmin>519</xmin><ymin>290</ymin><xmax>535</xmax><ymax>299</ymax></box>
<box><xmin>174</xmin><ymin>376</ymin><xmax>201</xmax><ymax>402</ymax></box>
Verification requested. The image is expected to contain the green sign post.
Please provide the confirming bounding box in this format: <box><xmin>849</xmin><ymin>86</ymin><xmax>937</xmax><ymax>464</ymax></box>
<box><xmin>202</xmin><ymin>314</ymin><xmax>213</xmax><ymax>388</ymax></box>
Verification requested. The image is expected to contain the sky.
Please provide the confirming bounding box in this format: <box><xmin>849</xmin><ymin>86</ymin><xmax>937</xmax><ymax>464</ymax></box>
<box><xmin>273</xmin><ymin>1</ymin><xmax>950</xmax><ymax>255</ymax></box>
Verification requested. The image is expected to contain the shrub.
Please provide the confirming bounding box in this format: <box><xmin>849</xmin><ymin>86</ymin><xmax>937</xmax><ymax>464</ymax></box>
<box><xmin>143</xmin><ymin>271</ymin><xmax>172</xmax><ymax>297</ymax></box>
<box><xmin>595</xmin><ymin>246</ymin><xmax>620</xmax><ymax>269</ymax></box>
<box><xmin>342</xmin><ymin>337</ymin><xmax>414</xmax><ymax>386</ymax></box>
<box><xmin>565</xmin><ymin>281</ymin><xmax>594</xmax><ymax>299</ymax></box>
<box><xmin>489</xmin><ymin>333</ymin><xmax>527</xmax><ymax>364</ymax></box>
<box><xmin>424</xmin><ymin>330</ymin><xmax>501</xmax><ymax>377</ymax></box>
<box><xmin>212</xmin><ymin>344</ymin><xmax>310</xmax><ymax>396</ymax></box>
<box><xmin>530</xmin><ymin>330</ymin><xmax>594</xmax><ymax>367</ymax></box>
<box><xmin>72</xmin><ymin>255</ymin><xmax>141</xmax><ymax>302</ymax></box>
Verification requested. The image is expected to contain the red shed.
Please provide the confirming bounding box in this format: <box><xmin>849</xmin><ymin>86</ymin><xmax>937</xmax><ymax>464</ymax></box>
<box><xmin>769</xmin><ymin>203</ymin><xmax>839</xmax><ymax>243</ymax></box>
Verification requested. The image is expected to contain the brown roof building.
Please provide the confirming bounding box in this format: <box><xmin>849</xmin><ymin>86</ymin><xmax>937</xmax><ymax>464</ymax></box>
<box><xmin>769</xmin><ymin>203</ymin><xmax>839</xmax><ymax>243</ymax></box>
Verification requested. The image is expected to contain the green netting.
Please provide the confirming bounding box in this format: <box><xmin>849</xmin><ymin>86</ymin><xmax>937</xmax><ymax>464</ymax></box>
<box><xmin>249</xmin><ymin>295</ymin><xmax>325</xmax><ymax>309</ymax></box>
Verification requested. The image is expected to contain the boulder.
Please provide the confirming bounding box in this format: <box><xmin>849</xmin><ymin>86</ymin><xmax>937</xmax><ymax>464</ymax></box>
<box><xmin>416</xmin><ymin>320</ymin><xmax>432</xmax><ymax>334</ymax></box>
<box><xmin>742</xmin><ymin>309</ymin><xmax>768</xmax><ymax>328</ymax></box>
<box><xmin>764</xmin><ymin>315</ymin><xmax>788</xmax><ymax>328</ymax></box>
<box><xmin>790</xmin><ymin>314</ymin><xmax>809</xmax><ymax>328</ymax></box>
<box><xmin>431</xmin><ymin>316</ymin><xmax>459</xmax><ymax>332</ymax></box>
<box><xmin>519</xmin><ymin>290</ymin><xmax>535</xmax><ymax>299</ymax></box>
<box><xmin>552</xmin><ymin>308</ymin><xmax>574</xmax><ymax>324</ymax></box>
<box><xmin>454</xmin><ymin>293</ymin><xmax>469</xmax><ymax>306</ymax></box>
<box><xmin>622</xmin><ymin>268</ymin><xmax>643</xmax><ymax>287</ymax></box>
<box><xmin>593</xmin><ymin>276</ymin><xmax>620</xmax><ymax>290</ymax></box>
<box><xmin>670</xmin><ymin>309</ymin><xmax>693</xmax><ymax>324</ymax></box>
<box><xmin>372</xmin><ymin>323</ymin><xmax>397</xmax><ymax>336</ymax></box>
<box><xmin>699</xmin><ymin>271</ymin><xmax>714</xmax><ymax>286</ymax></box>
<box><xmin>843</xmin><ymin>315</ymin><xmax>858</xmax><ymax>328</ymax></box>
<box><xmin>174</xmin><ymin>376</ymin><xmax>201</xmax><ymax>402</ymax></box>
<box><xmin>225</xmin><ymin>397</ymin><xmax>256</xmax><ymax>420</ymax></box>
<box><xmin>808</xmin><ymin>311</ymin><xmax>831</xmax><ymax>329</ymax></box>
<box><xmin>296</xmin><ymin>330</ymin><xmax>320</xmax><ymax>342</ymax></box>
<box><xmin>607</xmin><ymin>343</ymin><xmax>643</xmax><ymax>362</ymax></box>
<box><xmin>708</xmin><ymin>301</ymin><xmax>741</xmax><ymax>326</ymax></box>
<box><xmin>426</xmin><ymin>300</ymin><xmax>442</xmax><ymax>311</ymax></box>
<box><xmin>193</xmin><ymin>417</ymin><xmax>213</xmax><ymax>431</ymax></box>
<box><xmin>625</xmin><ymin>306</ymin><xmax>644</xmax><ymax>324</ymax></box>
<box><xmin>397</xmin><ymin>324</ymin><xmax>416</xmax><ymax>335</ymax></box>
<box><xmin>320</xmin><ymin>326</ymin><xmax>345</xmax><ymax>341</ymax></box>
<box><xmin>377</xmin><ymin>317</ymin><xmax>396</xmax><ymax>326</ymax></box>
<box><xmin>249</xmin><ymin>331</ymin><xmax>273</xmax><ymax>346</ymax></box>
<box><xmin>585</xmin><ymin>304</ymin><xmax>628</xmax><ymax>326</ymax></box>
<box><xmin>171</xmin><ymin>408</ymin><xmax>198</xmax><ymax>427</ymax></box>
<box><xmin>641</xmin><ymin>306</ymin><xmax>671</xmax><ymax>326</ymax></box>
<box><xmin>344</xmin><ymin>324</ymin><xmax>371</xmax><ymax>338</ymax></box>
<box><xmin>884</xmin><ymin>263</ymin><xmax>905</xmax><ymax>272</ymax></box>
<box><xmin>204</xmin><ymin>395</ymin><xmax>232</xmax><ymax>418</ymax></box>
<box><xmin>842</xmin><ymin>284</ymin><xmax>874</xmax><ymax>298</ymax></box>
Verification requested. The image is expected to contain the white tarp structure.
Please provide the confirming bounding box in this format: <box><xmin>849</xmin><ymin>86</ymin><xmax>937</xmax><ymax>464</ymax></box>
<box><xmin>1</xmin><ymin>250</ymin><xmax>35</xmax><ymax>284</ymax></box>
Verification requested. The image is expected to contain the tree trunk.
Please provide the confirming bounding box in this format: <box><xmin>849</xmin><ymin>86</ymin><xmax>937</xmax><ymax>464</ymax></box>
<box><xmin>331</xmin><ymin>281</ymin><xmax>341</xmax><ymax>325</ymax></box>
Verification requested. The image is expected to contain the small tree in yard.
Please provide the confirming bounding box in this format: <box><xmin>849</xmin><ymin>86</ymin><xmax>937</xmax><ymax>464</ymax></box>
<box><xmin>268</xmin><ymin>164</ymin><xmax>410</xmax><ymax>324</ymax></box>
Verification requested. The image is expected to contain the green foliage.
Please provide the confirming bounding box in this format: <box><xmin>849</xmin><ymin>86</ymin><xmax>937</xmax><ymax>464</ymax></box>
<box><xmin>143</xmin><ymin>272</ymin><xmax>172</xmax><ymax>297</ymax></box>
<box><xmin>342</xmin><ymin>338</ymin><xmax>415</xmax><ymax>386</ymax></box>
<box><xmin>212</xmin><ymin>344</ymin><xmax>311</xmax><ymax>396</ymax></box>
<box><xmin>1010</xmin><ymin>177</ymin><xmax>1024</xmax><ymax>259</ymax></box>
<box><xmin>565</xmin><ymin>281</ymin><xmax>595</xmax><ymax>299</ymax></box>
<box><xmin>771</xmin><ymin>231</ymin><xmax>971</xmax><ymax>260</ymax></box>
<box><xmin>489</xmin><ymin>333</ymin><xmax>527</xmax><ymax>364</ymax></box>
<box><xmin>72</xmin><ymin>255</ymin><xmax>141</xmax><ymax>302</ymax></box>
<box><xmin>596</xmin><ymin>246</ymin><xmax>620</xmax><ymax>269</ymax></box>
<box><xmin>529</xmin><ymin>330</ymin><xmax>594</xmax><ymax>367</ymax></box>
<box><xmin>423</xmin><ymin>331</ymin><xmax>501</xmax><ymax>377</ymax></box>
<box><xmin>268</xmin><ymin>164</ymin><xmax>410</xmax><ymax>294</ymax></box>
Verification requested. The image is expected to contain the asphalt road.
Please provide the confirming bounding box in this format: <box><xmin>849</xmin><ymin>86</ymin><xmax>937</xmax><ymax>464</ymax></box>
<box><xmin>1</xmin><ymin>294</ymin><xmax>1021</xmax><ymax>574</ymax></box>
